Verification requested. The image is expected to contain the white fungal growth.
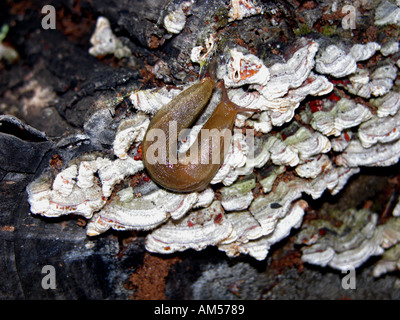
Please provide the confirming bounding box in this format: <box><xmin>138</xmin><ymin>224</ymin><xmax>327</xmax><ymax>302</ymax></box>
<box><xmin>346</xmin><ymin>64</ymin><xmax>398</xmax><ymax>98</ymax></box>
<box><xmin>113</xmin><ymin>113</ymin><xmax>150</xmax><ymax>159</ymax></box>
<box><xmin>336</xmin><ymin>139</ymin><xmax>400</xmax><ymax>167</ymax></box>
<box><xmin>330</xmin><ymin>130</ymin><xmax>352</xmax><ymax>152</ymax></box>
<box><xmin>295</xmin><ymin>155</ymin><xmax>332</xmax><ymax>179</ymax></box>
<box><xmin>88</xmin><ymin>16</ymin><xmax>131</xmax><ymax>59</ymax></box>
<box><xmin>27</xmin><ymin>155</ymin><xmax>144</xmax><ymax>218</ymax></box>
<box><xmin>129</xmin><ymin>86</ymin><xmax>184</xmax><ymax>114</ymax></box>
<box><xmin>373</xmin><ymin>243</ymin><xmax>400</xmax><ymax>277</ymax></box>
<box><xmin>220</xmin><ymin>178</ymin><xmax>255</xmax><ymax>211</ymax></box>
<box><xmin>210</xmin><ymin>129</ymin><xmax>250</xmax><ymax>186</ymax></box>
<box><xmin>254</xmin><ymin>39</ymin><xmax>319</xmax><ymax>100</ymax></box>
<box><xmin>297</xmin><ymin>210</ymin><xmax>400</xmax><ymax>272</ymax></box>
<box><xmin>349</xmin><ymin>42</ymin><xmax>381</xmax><ymax>61</ymax></box>
<box><xmin>26</xmin><ymin>166</ymin><xmax>106</xmax><ymax>219</ymax></box>
<box><xmin>228</xmin><ymin>0</ymin><xmax>263</xmax><ymax>22</ymax></box>
<box><xmin>219</xmin><ymin>200</ymin><xmax>307</xmax><ymax>260</ymax></box>
<box><xmin>375</xmin><ymin>0</ymin><xmax>400</xmax><ymax>26</ymax></box>
<box><xmin>163</xmin><ymin>1</ymin><xmax>193</xmax><ymax>34</ymax></box>
<box><xmin>358</xmin><ymin>112</ymin><xmax>400</xmax><ymax>148</ymax></box>
<box><xmin>52</xmin><ymin>165</ymin><xmax>78</xmax><ymax>197</ymax></box>
<box><xmin>284</xmin><ymin>127</ymin><xmax>331</xmax><ymax>162</ymax></box>
<box><xmin>315</xmin><ymin>44</ymin><xmax>357</xmax><ymax>78</ymax></box>
<box><xmin>266</xmin><ymin>136</ymin><xmax>300</xmax><ymax>167</ymax></box>
<box><xmin>371</xmin><ymin>92</ymin><xmax>400</xmax><ymax>118</ymax></box>
<box><xmin>26</xmin><ymin>34</ymin><xmax>400</xmax><ymax>271</ymax></box>
<box><xmin>311</xmin><ymin>98</ymin><xmax>372</xmax><ymax>136</ymax></box>
<box><xmin>190</xmin><ymin>33</ymin><xmax>218</xmax><ymax>64</ymax></box>
<box><xmin>380</xmin><ymin>40</ymin><xmax>399</xmax><ymax>56</ymax></box>
<box><xmin>87</xmin><ymin>188</ymin><xmax>199</xmax><ymax>235</ymax></box>
<box><xmin>145</xmin><ymin>201</ymin><xmax>233</xmax><ymax>254</ymax></box>
<box><xmin>224</xmin><ymin>48</ymin><xmax>270</xmax><ymax>87</ymax></box>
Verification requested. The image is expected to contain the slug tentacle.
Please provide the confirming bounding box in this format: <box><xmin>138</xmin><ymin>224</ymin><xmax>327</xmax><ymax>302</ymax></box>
<box><xmin>217</xmin><ymin>79</ymin><xmax>260</xmax><ymax>113</ymax></box>
<box><xmin>142</xmin><ymin>78</ymin><xmax>242</xmax><ymax>192</ymax></box>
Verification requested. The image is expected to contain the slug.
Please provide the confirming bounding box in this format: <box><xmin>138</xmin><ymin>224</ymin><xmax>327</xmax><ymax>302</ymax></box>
<box><xmin>142</xmin><ymin>77</ymin><xmax>246</xmax><ymax>193</ymax></box>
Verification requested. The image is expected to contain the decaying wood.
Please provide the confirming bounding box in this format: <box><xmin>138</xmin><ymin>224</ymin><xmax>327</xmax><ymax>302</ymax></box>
<box><xmin>1</xmin><ymin>0</ymin><xmax>400</xmax><ymax>299</ymax></box>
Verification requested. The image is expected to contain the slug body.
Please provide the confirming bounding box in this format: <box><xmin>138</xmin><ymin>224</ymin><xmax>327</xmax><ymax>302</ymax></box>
<box><xmin>142</xmin><ymin>78</ymin><xmax>239</xmax><ymax>192</ymax></box>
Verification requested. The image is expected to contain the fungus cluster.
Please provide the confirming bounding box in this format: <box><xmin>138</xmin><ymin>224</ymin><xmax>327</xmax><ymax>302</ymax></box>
<box><xmin>27</xmin><ymin>2</ymin><xmax>400</xmax><ymax>276</ymax></box>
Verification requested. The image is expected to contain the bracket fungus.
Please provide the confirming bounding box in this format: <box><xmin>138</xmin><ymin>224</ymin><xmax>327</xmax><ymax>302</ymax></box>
<box><xmin>26</xmin><ymin>6</ymin><xmax>400</xmax><ymax>277</ymax></box>
<box><xmin>296</xmin><ymin>209</ymin><xmax>400</xmax><ymax>273</ymax></box>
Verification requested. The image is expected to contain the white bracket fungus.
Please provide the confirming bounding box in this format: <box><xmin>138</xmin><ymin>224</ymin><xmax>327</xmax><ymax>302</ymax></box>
<box><xmin>358</xmin><ymin>111</ymin><xmax>400</xmax><ymax>148</ymax></box>
<box><xmin>311</xmin><ymin>98</ymin><xmax>372</xmax><ymax>136</ymax></box>
<box><xmin>371</xmin><ymin>91</ymin><xmax>400</xmax><ymax>118</ymax></box>
<box><xmin>145</xmin><ymin>201</ymin><xmax>233</xmax><ymax>254</ymax></box>
<box><xmin>224</xmin><ymin>48</ymin><xmax>270</xmax><ymax>87</ymax></box>
<box><xmin>26</xmin><ymin>32</ymin><xmax>400</xmax><ymax>271</ymax></box>
<box><xmin>297</xmin><ymin>209</ymin><xmax>400</xmax><ymax>273</ymax></box>
<box><xmin>337</xmin><ymin>139</ymin><xmax>400</xmax><ymax>167</ymax></box>
<box><xmin>315</xmin><ymin>45</ymin><xmax>357</xmax><ymax>78</ymax></box>
<box><xmin>375</xmin><ymin>0</ymin><xmax>400</xmax><ymax>26</ymax></box>
<box><xmin>346</xmin><ymin>64</ymin><xmax>398</xmax><ymax>98</ymax></box>
<box><xmin>380</xmin><ymin>40</ymin><xmax>399</xmax><ymax>56</ymax></box>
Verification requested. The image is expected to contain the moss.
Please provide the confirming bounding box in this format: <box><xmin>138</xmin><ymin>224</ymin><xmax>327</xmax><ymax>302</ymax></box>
<box><xmin>321</xmin><ymin>24</ymin><xmax>337</xmax><ymax>37</ymax></box>
<box><xmin>294</xmin><ymin>24</ymin><xmax>312</xmax><ymax>37</ymax></box>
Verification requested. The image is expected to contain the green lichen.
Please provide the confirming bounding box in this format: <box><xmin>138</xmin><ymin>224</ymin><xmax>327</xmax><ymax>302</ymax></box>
<box><xmin>221</xmin><ymin>176</ymin><xmax>256</xmax><ymax>197</ymax></box>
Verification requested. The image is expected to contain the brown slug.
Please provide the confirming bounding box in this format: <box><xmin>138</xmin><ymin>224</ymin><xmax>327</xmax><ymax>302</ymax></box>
<box><xmin>142</xmin><ymin>78</ymin><xmax>245</xmax><ymax>193</ymax></box>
